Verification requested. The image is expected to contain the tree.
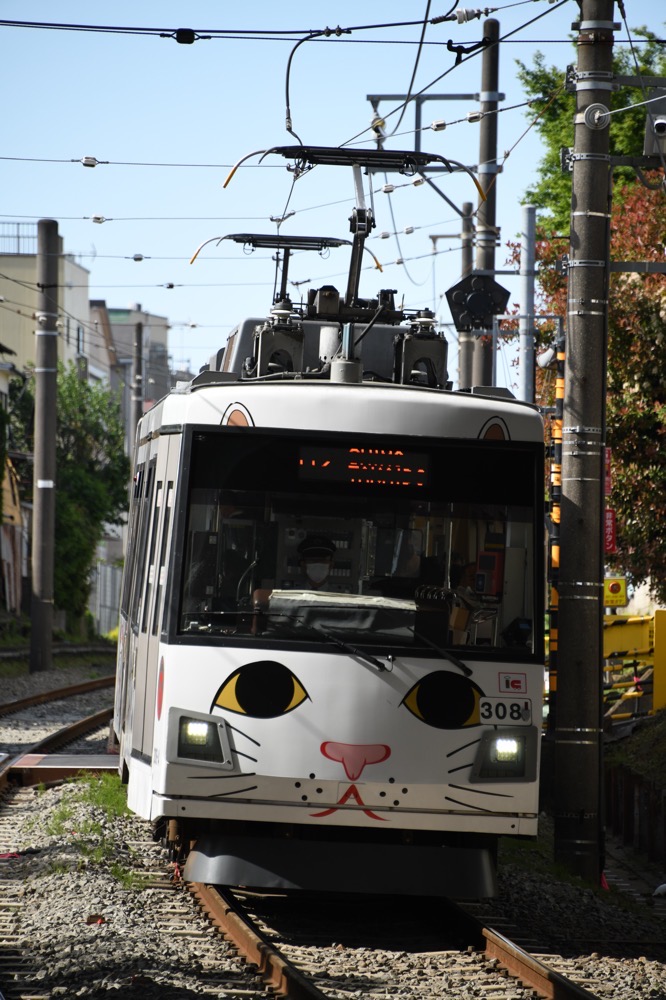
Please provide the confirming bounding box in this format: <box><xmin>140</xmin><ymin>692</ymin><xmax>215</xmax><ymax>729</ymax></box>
<box><xmin>9</xmin><ymin>363</ymin><xmax>130</xmax><ymax>623</ymax></box>
<box><xmin>510</xmin><ymin>30</ymin><xmax>666</xmax><ymax>604</ymax></box>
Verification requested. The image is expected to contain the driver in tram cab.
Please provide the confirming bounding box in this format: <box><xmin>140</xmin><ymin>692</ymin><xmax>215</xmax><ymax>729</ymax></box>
<box><xmin>252</xmin><ymin>534</ymin><xmax>337</xmax><ymax>611</ymax></box>
<box><xmin>296</xmin><ymin>534</ymin><xmax>337</xmax><ymax>590</ymax></box>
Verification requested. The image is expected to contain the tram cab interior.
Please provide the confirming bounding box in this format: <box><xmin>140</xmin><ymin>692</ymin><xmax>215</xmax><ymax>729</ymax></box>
<box><xmin>177</xmin><ymin>432</ymin><xmax>539</xmax><ymax>659</ymax></box>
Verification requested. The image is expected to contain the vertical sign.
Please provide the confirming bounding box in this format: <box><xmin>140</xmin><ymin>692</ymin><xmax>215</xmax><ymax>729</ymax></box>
<box><xmin>604</xmin><ymin>508</ymin><xmax>616</xmax><ymax>554</ymax></box>
<box><xmin>604</xmin><ymin>446</ymin><xmax>612</xmax><ymax>496</ymax></box>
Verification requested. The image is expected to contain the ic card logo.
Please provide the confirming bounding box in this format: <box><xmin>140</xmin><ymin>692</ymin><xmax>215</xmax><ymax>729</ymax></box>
<box><xmin>498</xmin><ymin>672</ymin><xmax>527</xmax><ymax>693</ymax></box>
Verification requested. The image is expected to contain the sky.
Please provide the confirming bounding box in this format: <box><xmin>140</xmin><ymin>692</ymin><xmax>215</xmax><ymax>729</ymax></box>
<box><xmin>0</xmin><ymin>0</ymin><xmax>661</xmax><ymax>388</ymax></box>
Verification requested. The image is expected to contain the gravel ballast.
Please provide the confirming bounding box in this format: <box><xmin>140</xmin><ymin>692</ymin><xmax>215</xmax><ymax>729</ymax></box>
<box><xmin>2</xmin><ymin>662</ymin><xmax>666</xmax><ymax>998</ymax></box>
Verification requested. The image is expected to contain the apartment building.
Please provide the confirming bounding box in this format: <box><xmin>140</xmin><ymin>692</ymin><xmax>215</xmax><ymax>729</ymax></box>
<box><xmin>0</xmin><ymin>220</ymin><xmax>189</xmax><ymax>631</ymax></box>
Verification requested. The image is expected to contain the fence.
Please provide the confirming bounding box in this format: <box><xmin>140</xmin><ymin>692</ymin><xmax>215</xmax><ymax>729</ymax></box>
<box><xmin>0</xmin><ymin>222</ymin><xmax>38</xmax><ymax>255</ymax></box>
<box><xmin>90</xmin><ymin>561</ymin><xmax>122</xmax><ymax>637</ymax></box>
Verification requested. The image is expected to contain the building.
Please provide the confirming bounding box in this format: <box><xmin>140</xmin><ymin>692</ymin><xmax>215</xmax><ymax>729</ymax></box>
<box><xmin>90</xmin><ymin>301</ymin><xmax>174</xmax><ymax>459</ymax></box>
<box><xmin>0</xmin><ymin>220</ymin><xmax>192</xmax><ymax>632</ymax></box>
<box><xmin>0</xmin><ymin>221</ymin><xmax>107</xmax><ymax>376</ymax></box>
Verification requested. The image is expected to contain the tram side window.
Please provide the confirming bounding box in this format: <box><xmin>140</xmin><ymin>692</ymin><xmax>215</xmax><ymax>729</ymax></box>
<box><xmin>128</xmin><ymin>460</ymin><xmax>156</xmax><ymax>628</ymax></box>
<box><xmin>141</xmin><ymin>482</ymin><xmax>163</xmax><ymax>634</ymax></box>
<box><xmin>120</xmin><ymin>464</ymin><xmax>144</xmax><ymax>617</ymax></box>
<box><xmin>154</xmin><ymin>482</ymin><xmax>174</xmax><ymax>637</ymax></box>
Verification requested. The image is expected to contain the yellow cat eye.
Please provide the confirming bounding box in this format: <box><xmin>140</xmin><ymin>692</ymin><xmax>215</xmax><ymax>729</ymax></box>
<box><xmin>212</xmin><ymin>660</ymin><xmax>308</xmax><ymax>718</ymax></box>
<box><xmin>402</xmin><ymin>671</ymin><xmax>483</xmax><ymax>729</ymax></box>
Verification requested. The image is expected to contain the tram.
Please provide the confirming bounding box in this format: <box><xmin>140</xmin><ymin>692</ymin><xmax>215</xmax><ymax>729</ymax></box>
<box><xmin>113</xmin><ymin>147</ymin><xmax>545</xmax><ymax>897</ymax></box>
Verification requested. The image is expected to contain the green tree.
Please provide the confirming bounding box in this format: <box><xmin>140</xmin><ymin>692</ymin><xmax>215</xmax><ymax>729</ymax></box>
<box><xmin>516</xmin><ymin>30</ymin><xmax>665</xmax><ymax>229</ymax></box>
<box><xmin>512</xmin><ymin>29</ymin><xmax>666</xmax><ymax>603</ymax></box>
<box><xmin>9</xmin><ymin>363</ymin><xmax>130</xmax><ymax>623</ymax></box>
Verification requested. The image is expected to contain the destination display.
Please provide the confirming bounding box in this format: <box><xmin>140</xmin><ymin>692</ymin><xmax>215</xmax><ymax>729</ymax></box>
<box><xmin>298</xmin><ymin>445</ymin><xmax>429</xmax><ymax>488</ymax></box>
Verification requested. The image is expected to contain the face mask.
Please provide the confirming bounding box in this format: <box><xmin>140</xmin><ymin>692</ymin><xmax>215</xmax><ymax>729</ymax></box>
<box><xmin>306</xmin><ymin>562</ymin><xmax>330</xmax><ymax>584</ymax></box>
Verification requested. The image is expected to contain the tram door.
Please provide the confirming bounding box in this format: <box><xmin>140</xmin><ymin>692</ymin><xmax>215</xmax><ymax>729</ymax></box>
<box><xmin>131</xmin><ymin>435</ymin><xmax>177</xmax><ymax>759</ymax></box>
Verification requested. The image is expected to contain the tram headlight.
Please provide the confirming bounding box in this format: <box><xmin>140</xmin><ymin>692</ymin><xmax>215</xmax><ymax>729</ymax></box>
<box><xmin>182</xmin><ymin>720</ymin><xmax>209</xmax><ymax>745</ymax></box>
<box><xmin>470</xmin><ymin>727</ymin><xmax>538</xmax><ymax>783</ymax></box>
<box><xmin>167</xmin><ymin>708</ymin><xmax>234</xmax><ymax>769</ymax></box>
<box><xmin>177</xmin><ymin>716</ymin><xmax>226</xmax><ymax>763</ymax></box>
<box><xmin>494</xmin><ymin>737</ymin><xmax>520</xmax><ymax>762</ymax></box>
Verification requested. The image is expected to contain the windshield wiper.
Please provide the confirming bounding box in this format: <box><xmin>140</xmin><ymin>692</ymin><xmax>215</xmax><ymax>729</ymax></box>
<box><xmin>271</xmin><ymin>612</ymin><xmax>388</xmax><ymax>671</ymax></box>
<box><xmin>410</xmin><ymin>628</ymin><xmax>473</xmax><ymax>676</ymax></box>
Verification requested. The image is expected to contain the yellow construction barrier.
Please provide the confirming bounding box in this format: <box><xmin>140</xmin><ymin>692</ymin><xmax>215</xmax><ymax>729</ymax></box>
<box><xmin>655</xmin><ymin>609</ymin><xmax>665</xmax><ymax>711</ymax></box>
<box><xmin>603</xmin><ymin>614</ymin><xmax>655</xmax><ymax>721</ymax></box>
<box><xmin>603</xmin><ymin>614</ymin><xmax>654</xmax><ymax>660</ymax></box>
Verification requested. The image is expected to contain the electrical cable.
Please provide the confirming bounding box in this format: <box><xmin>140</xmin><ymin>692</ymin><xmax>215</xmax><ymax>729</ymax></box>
<box><xmin>3</xmin><ymin>0</ymin><xmax>644</xmax><ymax>383</ymax></box>
<box><xmin>604</xmin><ymin>3</ymin><xmax>666</xmax><ymax>184</ymax></box>
<box><xmin>381</xmin><ymin>174</ymin><xmax>428</xmax><ymax>286</ymax></box>
<box><xmin>341</xmin><ymin>0</ymin><xmax>569</xmax><ymax>149</ymax></box>
<box><xmin>388</xmin><ymin>0</ymin><xmax>437</xmax><ymax>135</ymax></box>
<box><xmin>0</xmin><ymin>15</ymin><xmax>480</xmax><ymax>38</ymax></box>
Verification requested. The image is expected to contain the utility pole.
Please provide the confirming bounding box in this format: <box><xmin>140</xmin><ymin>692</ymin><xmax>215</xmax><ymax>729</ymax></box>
<box><xmin>458</xmin><ymin>202</ymin><xmax>475</xmax><ymax>389</ymax></box>
<box><xmin>29</xmin><ymin>219</ymin><xmax>59</xmax><ymax>673</ymax></box>
<box><xmin>472</xmin><ymin>18</ymin><xmax>501</xmax><ymax>387</ymax></box>
<box><xmin>554</xmin><ymin>0</ymin><xmax>615</xmax><ymax>884</ymax></box>
<box><xmin>518</xmin><ymin>205</ymin><xmax>536</xmax><ymax>403</ymax></box>
<box><xmin>430</xmin><ymin>201</ymin><xmax>475</xmax><ymax>388</ymax></box>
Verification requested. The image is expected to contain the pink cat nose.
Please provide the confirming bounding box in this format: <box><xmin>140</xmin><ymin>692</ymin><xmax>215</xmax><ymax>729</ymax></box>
<box><xmin>321</xmin><ymin>742</ymin><xmax>391</xmax><ymax>781</ymax></box>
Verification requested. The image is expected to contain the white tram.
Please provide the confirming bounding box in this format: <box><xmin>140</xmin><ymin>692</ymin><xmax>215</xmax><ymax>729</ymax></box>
<box><xmin>113</xmin><ymin>147</ymin><xmax>545</xmax><ymax>897</ymax></box>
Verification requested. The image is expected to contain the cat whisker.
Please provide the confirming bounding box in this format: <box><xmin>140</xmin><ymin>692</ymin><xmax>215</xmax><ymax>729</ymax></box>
<box><xmin>447</xmin><ymin>785</ymin><xmax>515</xmax><ymax>802</ymax></box>
<box><xmin>446</xmin><ymin>737</ymin><xmax>482</xmax><ymax>758</ymax></box>
<box><xmin>225</xmin><ymin>722</ymin><xmax>261</xmax><ymax>748</ymax></box>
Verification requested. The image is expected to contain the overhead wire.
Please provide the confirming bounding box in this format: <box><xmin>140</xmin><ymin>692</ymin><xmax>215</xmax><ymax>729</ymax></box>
<box><xmin>340</xmin><ymin>0</ymin><xmax>570</xmax><ymax>149</ymax></box>
<box><xmin>388</xmin><ymin>0</ymin><xmax>438</xmax><ymax>135</ymax></box>
<box><xmin>0</xmin><ymin>15</ymin><xmax>484</xmax><ymax>39</ymax></box>
<box><xmin>0</xmin><ymin>0</ymin><xmax>638</xmax><ymax>377</ymax></box>
<box><xmin>0</xmin><ymin>14</ymin><xmax>659</xmax><ymax>44</ymax></box>
<box><xmin>606</xmin><ymin>2</ymin><xmax>666</xmax><ymax>185</ymax></box>
<box><xmin>0</xmin><ymin>264</ymin><xmax>276</xmax><ymax>373</ymax></box>
<box><xmin>381</xmin><ymin>175</ymin><xmax>429</xmax><ymax>286</ymax></box>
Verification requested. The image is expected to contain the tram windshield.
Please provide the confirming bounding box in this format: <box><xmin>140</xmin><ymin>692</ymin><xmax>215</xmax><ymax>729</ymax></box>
<box><xmin>176</xmin><ymin>428</ymin><xmax>543</xmax><ymax>657</ymax></box>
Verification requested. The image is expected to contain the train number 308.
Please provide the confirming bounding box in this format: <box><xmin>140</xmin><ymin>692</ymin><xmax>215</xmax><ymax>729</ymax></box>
<box><xmin>479</xmin><ymin>698</ymin><xmax>532</xmax><ymax>725</ymax></box>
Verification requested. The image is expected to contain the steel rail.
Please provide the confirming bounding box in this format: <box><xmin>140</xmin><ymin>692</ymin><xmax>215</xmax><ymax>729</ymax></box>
<box><xmin>190</xmin><ymin>881</ymin><xmax>600</xmax><ymax>1000</ymax></box>
<box><xmin>189</xmin><ymin>882</ymin><xmax>329</xmax><ymax>999</ymax></box>
<box><xmin>0</xmin><ymin>643</ymin><xmax>116</xmax><ymax>661</ymax></box>
<box><xmin>0</xmin><ymin>675</ymin><xmax>115</xmax><ymax>717</ymax></box>
<box><xmin>0</xmin><ymin>707</ymin><xmax>114</xmax><ymax>790</ymax></box>
<box><xmin>484</xmin><ymin>925</ymin><xmax>599</xmax><ymax>999</ymax></box>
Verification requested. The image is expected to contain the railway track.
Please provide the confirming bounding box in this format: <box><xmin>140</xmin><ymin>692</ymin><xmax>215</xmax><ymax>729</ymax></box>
<box><xmin>0</xmin><ymin>675</ymin><xmax>116</xmax><ymax>792</ymax></box>
<box><xmin>0</xmin><ymin>643</ymin><xmax>115</xmax><ymax>662</ymax></box>
<box><xmin>0</xmin><ymin>674</ymin><xmax>115</xmax><ymax>718</ymax></box>
<box><xmin>189</xmin><ymin>881</ymin><xmax>602</xmax><ymax>999</ymax></box>
<box><xmin>0</xmin><ymin>785</ymin><xmax>269</xmax><ymax>999</ymax></box>
<box><xmin>1</xmin><ymin>678</ymin><xmax>664</xmax><ymax>998</ymax></box>
<box><xmin>1</xmin><ymin>766</ymin><xmax>603</xmax><ymax>996</ymax></box>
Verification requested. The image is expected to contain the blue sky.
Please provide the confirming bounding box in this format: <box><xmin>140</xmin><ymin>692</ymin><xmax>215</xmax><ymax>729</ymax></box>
<box><xmin>0</xmin><ymin>1</ymin><xmax>660</xmax><ymax>386</ymax></box>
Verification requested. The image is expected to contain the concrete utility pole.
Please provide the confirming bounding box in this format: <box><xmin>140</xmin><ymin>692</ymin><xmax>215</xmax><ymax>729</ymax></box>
<box><xmin>472</xmin><ymin>18</ymin><xmax>501</xmax><ymax>387</ymax></box>
<box><xmin>431</xmin><ymin>202</ymin><xmax>475</xmax><ymax>388</ymax></box>
<box><xmin>29</xmin><ymin>219</ymin><xmax>59</xmax><ymax>673</ymax></box>
<box><xmin>554</xmin><ymin>0</ymin><xmax>615</xmax><ymax>884</ymax></box>
<box><xmin>457</xmin><ymin>202</ymin><xmax>475</xmax><ymax>389</ymax></box>
<box><xmin>518</xmin><ymin>205</ymin><xmax>536</xmax><ymax>404</ymax></box>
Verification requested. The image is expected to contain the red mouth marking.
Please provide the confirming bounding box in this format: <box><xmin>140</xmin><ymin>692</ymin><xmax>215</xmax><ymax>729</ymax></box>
<box><xmin>311</xmin><ymin>782</ymin><xmax>387</xmax><ymax>820</ymax></box>
<box><xmin>311</xmin><ymin>741</ymin><xmax>392</xmax><ymax>820</ymax></box>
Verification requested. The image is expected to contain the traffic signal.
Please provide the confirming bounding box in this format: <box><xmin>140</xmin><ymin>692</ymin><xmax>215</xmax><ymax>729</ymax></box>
<box><xmin>445</xmin><ymin>273</ymin><xmax>510</xmax><ymax>331</ymax></box>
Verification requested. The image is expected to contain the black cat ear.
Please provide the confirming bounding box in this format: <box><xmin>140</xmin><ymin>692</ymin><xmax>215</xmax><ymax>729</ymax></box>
<box><xmin>212</xmin><ymin>660</ymin><xmax>309</xmax><ymax>718</ymax></box>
